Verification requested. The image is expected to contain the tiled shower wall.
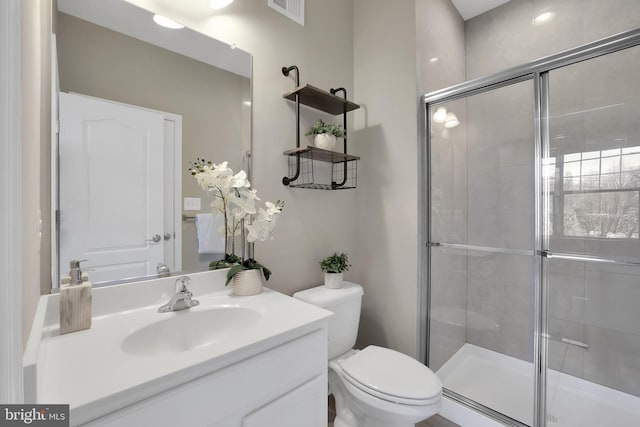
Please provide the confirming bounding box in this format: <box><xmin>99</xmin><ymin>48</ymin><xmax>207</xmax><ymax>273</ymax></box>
<box><xmin>429</xmin><ymin>96</ymin><xmax>469</xmax><ymax>370</ymax></box>
<box><xmin>417</xmin><ymin>0</ymin><xmax>467</xmax><ymax>371</ymax></box>
<box><xmin>464</xmin><ymin>80</ymin><xmax>536</xmax><ymax>364</ymax></box>
<box><xmin>543</xmin><ymin>46</ymin><xmax>640</xmax><ymax>397</ymax></box>
<box><xmin>430</xmin><ymin>80</ymin><xmax>536</xmax><ymax>367</ymax></box>
<box><xmin>456</xmin><ymin>0</ymin><xmax>640</xmax><ymax>396</ymax></box>
<box><xmin>465</xmin><ymin>0</ymin><xmax>640</xmax><ymax>80</ymax></box>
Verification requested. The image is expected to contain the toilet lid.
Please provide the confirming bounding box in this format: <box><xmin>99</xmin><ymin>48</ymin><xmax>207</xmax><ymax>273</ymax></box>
<box><xmin>339</xmin><ymin>346</ymin><xmax>442</xmax><ymax>404</ymax></box>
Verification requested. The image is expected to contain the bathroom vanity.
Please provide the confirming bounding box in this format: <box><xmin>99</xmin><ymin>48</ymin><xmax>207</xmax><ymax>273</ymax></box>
<box><xmin>24</xmin><ymin>270</ymin><xmax>332</xmax><ymax>426</ymax></box>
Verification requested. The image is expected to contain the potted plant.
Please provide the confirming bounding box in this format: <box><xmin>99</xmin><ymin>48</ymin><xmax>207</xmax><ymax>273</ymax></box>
<box><xmin>190</xmin><ymin>159</ymin><xmax>284</xmax><ymax>295</ymax></box>
<box><xmin>320</xmin><ymin>252</ymin><xmax>350</xmax><ymax>289</ymax></box>
<box><xmin>306</xmin><ymin>119</ymin><xmax>345</xmax><ymax>151</ymax></box>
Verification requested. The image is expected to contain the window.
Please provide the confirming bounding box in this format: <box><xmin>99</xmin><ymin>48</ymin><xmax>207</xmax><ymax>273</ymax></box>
<box><xmin>546</xmin><ymin>146</ymin><xmax>640</xmax><ymax>239</ymax></box>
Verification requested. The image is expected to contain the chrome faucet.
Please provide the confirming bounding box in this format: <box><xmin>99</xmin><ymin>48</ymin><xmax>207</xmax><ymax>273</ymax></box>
<box><xmin>158</xmin><ymin>276</ymin><xmax>200</xmax><ymax>313</ymax></box>
<box><xmin>156</xmin><ymin>262</ymin><xmax>171</xmax><ymax>277</ymax></box>
<box><xmin>69</xmin><ymin>259</ymin><xmax>87</xmax><ymax>285</ymax></box>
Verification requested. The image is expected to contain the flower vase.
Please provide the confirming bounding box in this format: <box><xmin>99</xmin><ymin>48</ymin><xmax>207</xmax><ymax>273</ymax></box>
<box><xmin>314</xmin><ymin>134</ymin><xmax>337</xmax><ymax>150</ymax></box>
<box><xmin>324</xmin><ymin>272</ymin><xmax>343</xmax><ymax>289</ymax></box>
<box><xmin>232</xmin><ymin>269</ymin><xmax>264</xmax><ymax>296</ymax></box>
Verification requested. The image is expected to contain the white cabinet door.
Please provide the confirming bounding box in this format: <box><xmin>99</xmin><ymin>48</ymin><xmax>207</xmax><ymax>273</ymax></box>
<box><xmin>59</xmin><ymin>92</ymin><xmax>165</xmax><ymax>283</ymax></box>
<box><xmin>83</xmin><ymin>330</ymin><xmax>327</xmax><ymax>427</ymax></box>
<box><xmin>242</xmin><ymin>375</ymin><xmax>327</xmax><ymax>427</ymax></box>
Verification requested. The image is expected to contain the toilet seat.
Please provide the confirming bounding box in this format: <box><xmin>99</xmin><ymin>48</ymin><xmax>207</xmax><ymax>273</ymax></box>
<box><xmin>338</xmin><ymin>345</ymin><xmax>442</xmax><ymax>406</ymax></box>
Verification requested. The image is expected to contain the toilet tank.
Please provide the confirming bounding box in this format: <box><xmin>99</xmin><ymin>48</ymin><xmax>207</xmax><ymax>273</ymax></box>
<box><xmin>293</xmin><ymin>282</ymin><xmax>363</xmax><ymax>359</ymax></box>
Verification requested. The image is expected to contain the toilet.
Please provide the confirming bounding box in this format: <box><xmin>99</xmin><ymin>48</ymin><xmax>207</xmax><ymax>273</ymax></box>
<box><xmin>293</xmin><ymin>282</ymin><xmax>442</xmax><ymax>427</ymax></box>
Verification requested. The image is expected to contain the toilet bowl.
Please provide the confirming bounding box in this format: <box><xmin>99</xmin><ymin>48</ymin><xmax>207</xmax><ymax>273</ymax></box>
<box><xmin>330</xmin><ymin>346</ymin><xmax>441</xmax><ymax>427</ymax></box>
<box><xmin>293</xmin><ymin>282</ymin><xmax>442</xmax><ymax>427</ymax></box>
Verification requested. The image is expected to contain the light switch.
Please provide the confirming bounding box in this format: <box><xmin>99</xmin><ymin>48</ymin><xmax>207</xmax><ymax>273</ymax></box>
<box><xmin>184</xmin><ymin>197</ymin><xmax>201</xmax><ymax>211</ymax></box>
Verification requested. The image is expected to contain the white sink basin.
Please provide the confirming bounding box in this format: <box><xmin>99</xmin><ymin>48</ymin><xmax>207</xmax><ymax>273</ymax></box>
<box><xmin>121</xmin><ymin>306</ymin><xmax>261</xmax><ymax>356</ymax></box>
<box><xmin>24</xmin><ymin>270</ymin><xmax>334</xmax><ymax>425</ymax></box>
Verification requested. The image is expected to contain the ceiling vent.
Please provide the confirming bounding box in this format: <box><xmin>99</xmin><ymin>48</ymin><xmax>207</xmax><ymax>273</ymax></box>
<box><xmin>268</xmin><ymin>0</ymin><xmax>304</xmax><ymax>26</ymax></box>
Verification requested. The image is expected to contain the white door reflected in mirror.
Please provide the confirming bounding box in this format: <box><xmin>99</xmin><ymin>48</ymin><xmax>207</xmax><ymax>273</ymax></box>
<box><xmin>58</xmin><ymin>93</ymin><xmax>181</xmax><ymax>285</ymax></box>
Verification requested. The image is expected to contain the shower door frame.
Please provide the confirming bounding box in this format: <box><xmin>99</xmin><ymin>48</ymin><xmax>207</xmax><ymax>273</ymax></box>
<box><xmin>420</xmin><ymin>28</ymin><xmax>640</xmax><ymax>427</ymax></box>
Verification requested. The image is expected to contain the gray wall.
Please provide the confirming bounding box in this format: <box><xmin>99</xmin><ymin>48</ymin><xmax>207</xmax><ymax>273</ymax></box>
<box><xmin>416</xmin><ymin>0</ymin><xmax>466</xmax><ymax>95</ymax></box>
<box><xmin>349</xmin><ymin>0</ymin><xmax>467</xmax><ymax>360</ymax></box>
<box><xmin>22</xmin><ymin>0</ymin><xmax>53</xmax><ymax>345</ymax></box>
<box><xmin>351</xmin><ymin>0</ymin><xmax>419</xmax><ymax>357</ymax></box>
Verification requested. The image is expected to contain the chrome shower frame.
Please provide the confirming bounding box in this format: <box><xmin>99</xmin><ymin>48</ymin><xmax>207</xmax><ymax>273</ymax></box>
<box><xmin>420</xmin><ymin>28</ymin><xmax>640</xmax><ymax>427</ymax></box>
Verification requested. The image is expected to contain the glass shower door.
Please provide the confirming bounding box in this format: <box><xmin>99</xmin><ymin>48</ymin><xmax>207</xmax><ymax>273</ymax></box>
<box><xmin>543</xmin><ymin>44</ymin><xmax>640</xmax><ymax>427</ymax></box>
<box><xmin>428</xmin><ymin>79</ymin><xmax>537</xmax><ymax>426</ymax></box>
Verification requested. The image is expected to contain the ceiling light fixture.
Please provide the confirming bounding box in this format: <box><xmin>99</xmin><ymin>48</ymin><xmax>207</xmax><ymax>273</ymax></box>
<box><xmin>534</xmin><ymin>11</ymin><xmax>554</xmax><ymax>25</ymax></box>
<box><xmin>444</xmin><ymin>112</ymin><xmax>460</xmax><ymax>129</ymax></box>
<box><xmin>210</xmin><ymin>0</ymin><xmax>235</xmax><ymax>9</ymax></box>
<box><xmin>432</xmin><ymin>107</ymin><xmax>448</xmax><ymax>123</ymax></box>
<box><xmin>153</xmin><ymin>14</ymin><xmax>184</xmax><ymax>29</ymax></box>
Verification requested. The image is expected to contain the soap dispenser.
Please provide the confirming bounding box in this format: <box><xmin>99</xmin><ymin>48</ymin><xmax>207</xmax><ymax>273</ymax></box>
<box><xmin>60</xmin><ymin>259</ymin><xmax>92</xmax><ymax>335</ymax></box>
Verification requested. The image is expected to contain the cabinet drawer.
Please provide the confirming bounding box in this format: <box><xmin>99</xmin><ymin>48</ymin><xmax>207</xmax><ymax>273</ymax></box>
<box><xmin>242</xmin><ymin>375</ymin><xmax>326</xmax><ymax>427</ymax></box>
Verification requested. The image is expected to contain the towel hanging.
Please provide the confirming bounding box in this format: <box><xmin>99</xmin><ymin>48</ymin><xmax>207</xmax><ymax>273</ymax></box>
<box><xmin>195</xmin><ymin>213</ymin><xmax>225</xmax><ymax>254</ymax></box>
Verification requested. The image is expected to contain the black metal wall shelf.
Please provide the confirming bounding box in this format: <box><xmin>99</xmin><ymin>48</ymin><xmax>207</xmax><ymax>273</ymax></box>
<box><xmin>283</xmin><ymin>84</ymin><xmax>360</xmax><ymax>115</ymax></box>
<box><xmin>283</xmin><ymin>146</ymin><xmax>360</xmax><ymax>163</ymax></box>
<box><xmin>284</xmin><ymin>147</ymin><xmax>358</xmax><ymax>190</ymax></box>
<box><xmin>281</xmin><ymin>65</ymin><xmax>361</xmax><ymax>190</ymax></box>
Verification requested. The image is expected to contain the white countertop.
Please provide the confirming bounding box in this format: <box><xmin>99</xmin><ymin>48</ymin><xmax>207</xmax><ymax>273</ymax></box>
<box><xmin>24</xmin><ymin>270</ymin><xmax>332</xmax><ymax>425</ymax></box>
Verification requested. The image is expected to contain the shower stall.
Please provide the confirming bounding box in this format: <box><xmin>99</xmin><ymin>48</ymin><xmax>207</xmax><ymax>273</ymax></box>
<box><xmin>423</xmin><ymin>29</ymin><xmax>640</xmax><ymax>427</ymax></box>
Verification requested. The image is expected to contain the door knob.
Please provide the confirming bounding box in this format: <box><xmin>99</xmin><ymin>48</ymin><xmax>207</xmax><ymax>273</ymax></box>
<box><xmin>164</xmin><ymin>233</ymin><xmax>172</xmax><ymax>241</ymax></box>
<box><xmin>146</xmin><ymin>234</ymin><xmax>162</xmax><ymax>243</ymax></box>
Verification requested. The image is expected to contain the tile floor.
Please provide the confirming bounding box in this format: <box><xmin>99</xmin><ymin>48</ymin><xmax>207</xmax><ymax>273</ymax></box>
<box><xmin>327</xmin><ymin>396</ymin><xmax>460</xmax><ymax>427</ymax></box>
<box><xmin>416</xmin><ymin>415</ymin><xmax>461</xmax><ymax>427</ymax></box>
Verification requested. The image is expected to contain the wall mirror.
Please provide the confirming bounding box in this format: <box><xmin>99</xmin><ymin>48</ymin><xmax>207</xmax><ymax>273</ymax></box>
<box><xmin>52</xmin><ymin>0</ymin><xmax>252</xmax><ymax>288</ymax></box>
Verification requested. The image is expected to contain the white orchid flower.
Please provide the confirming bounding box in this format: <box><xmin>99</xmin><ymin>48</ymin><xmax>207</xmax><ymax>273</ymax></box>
<box><xmin>210</xmin><ymin>198</ymin><xmax>226</xmax><ymax>214</ymax></box>
<box><xmin>233</xmin><ymin>196</ymin><xmax>256</xmax><ymax>216</ymax></box>
<box><xmin>230</xmin><ymin>170</ymin><xmax>250</xmax><ymax>188</ymax></box>
<box><xmin>213</xmin><ymin>161</ymin><xmax>231</xmax><ymax>175</ymax></box>
<box><xmin>246</xmin><ymin>219</ymin><xmax>272</xmax><ymax>242</ymax></box>
<box><xmin>192</xmin><ymin>160</ymin><xmax>283</xmax><ymax>262</ymax></box>
<box><xmin>240</xmin><ymin>188</ymin><xmax>260</xmax><ymax>201</ymax></box>
<box><xmin>264</xmin><ymin>201</ymin><xmax>283</xmax><ymax>216</ymax></box>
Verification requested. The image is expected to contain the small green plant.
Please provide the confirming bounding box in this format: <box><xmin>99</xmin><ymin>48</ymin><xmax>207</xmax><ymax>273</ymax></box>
<box><xmin>320</xmin><ymin>252</ymin><xmax>351</xmax><ymax>273</ymax></box>
<box><xmin>306</xmin><ymin>119</ymin><xmax>345</xmax><ymax>137</ymax></box>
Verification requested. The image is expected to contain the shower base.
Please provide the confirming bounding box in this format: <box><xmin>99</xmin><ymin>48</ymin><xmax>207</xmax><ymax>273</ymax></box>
<box><xmin>436</xmin><ymin>344</ymin><xmax>640</xmax><ymax>427</ymax></box>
